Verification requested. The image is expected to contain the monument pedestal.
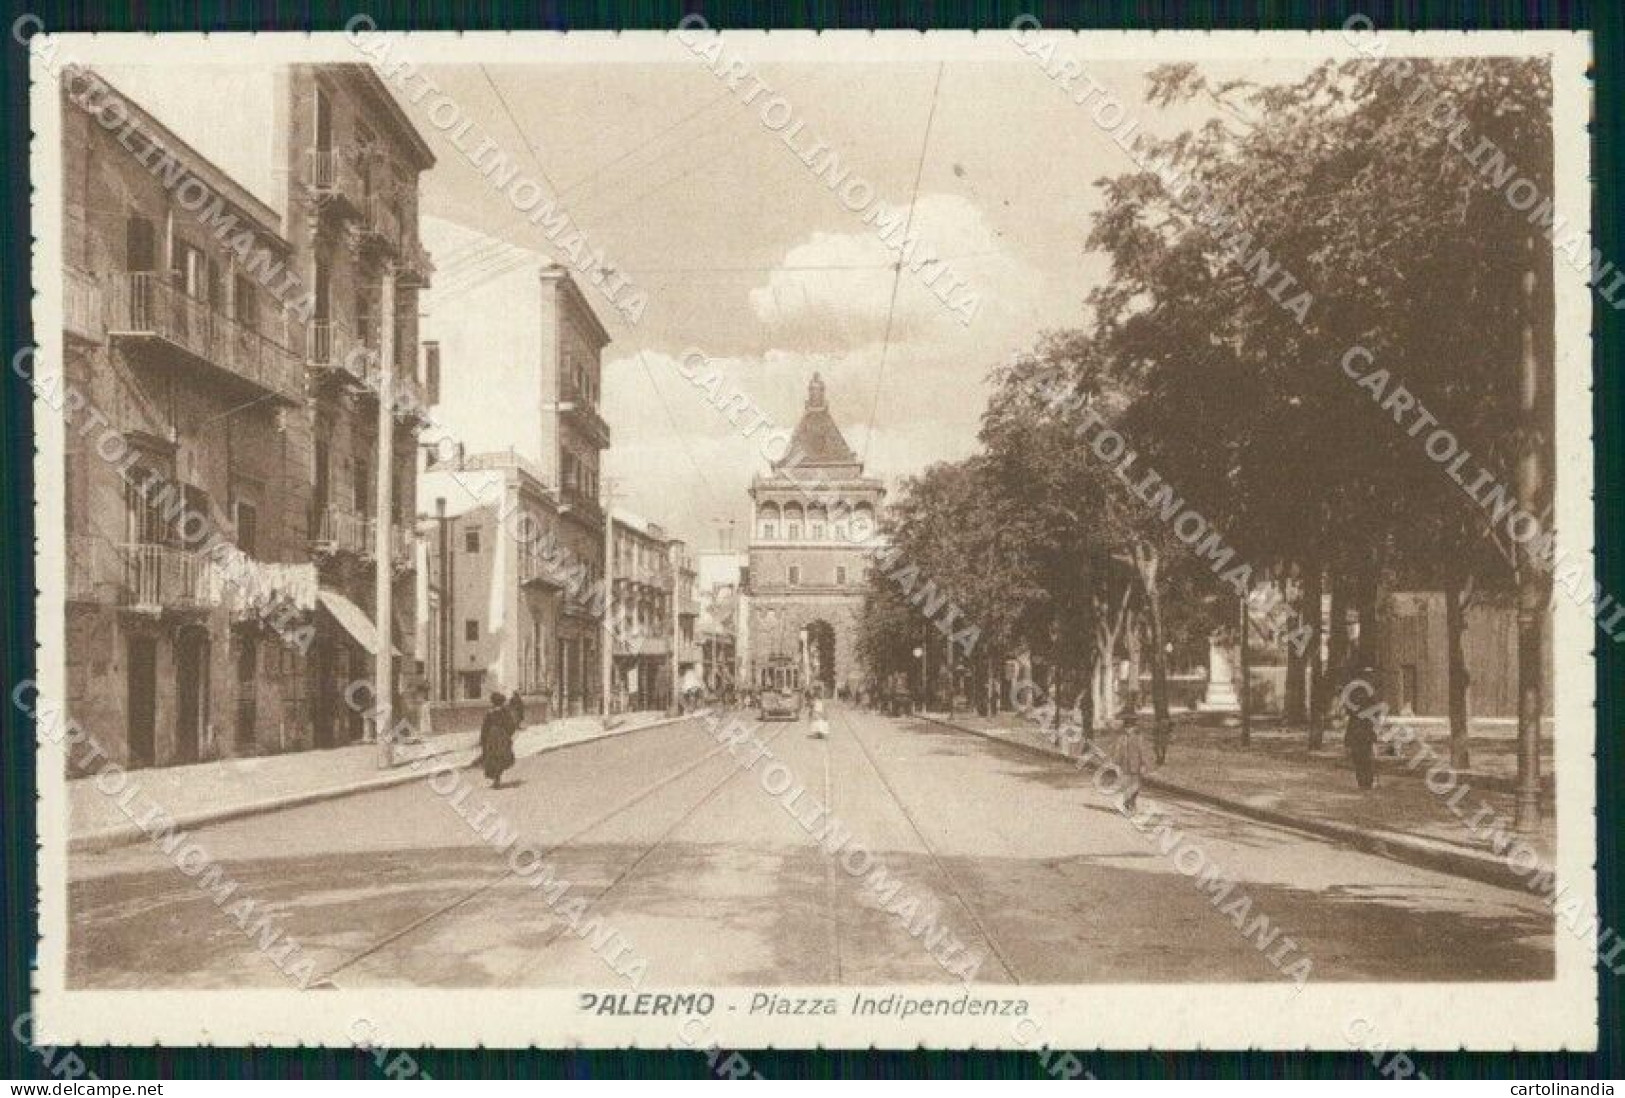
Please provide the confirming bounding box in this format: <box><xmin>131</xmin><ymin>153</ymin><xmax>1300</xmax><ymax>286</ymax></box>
<box><xmin>1198</xmin><ymin>636</ymin><xmax>1241</xmax><ymax>713</ymax></box>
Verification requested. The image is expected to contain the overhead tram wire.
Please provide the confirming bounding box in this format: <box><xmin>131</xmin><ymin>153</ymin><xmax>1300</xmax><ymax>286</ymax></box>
<box><xmin>419</xmin><ymin>63</ymin><xmax>832</xmax><ymax>310</ymax></box>
<box><xmin>465</xmin><ymin>76</ymin><xmax>734</xmax><ymax>522</ymax></box>
<box><xmin>635</xmin><ymin>350</ymin><xmax>730</xmax><ymax>520</ymax></box>
<box><xmin>861</xmin><ymin>62</ymin><xmax>946</xmax><ymax>467</ymax></box>
<box><xmin>425</xmin><ymin>65</ymin><xmax>833</xmax><ymax>303</ymax></box>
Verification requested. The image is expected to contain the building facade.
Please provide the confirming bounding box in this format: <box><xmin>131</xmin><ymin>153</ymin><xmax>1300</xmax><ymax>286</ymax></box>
<box><xmin>277</xmin><ymin>63</ymin><xmax>435</xmax><ymax>747</ymax></box>
<box><xmin>61</xmin><ymin>72</ymin><xmax>319</xmax><ymax>772</ymax></box>
<box><xmin>536</xmin><ymin>269</ymin><xmax>611</xmax><ymax>715</ymax></box>
<box><xmin>674</xmin><ymin>542</ymin><xmax>702</xmax><ymax>696</ymax></box>
<box><xmin>1373</xmin><ymin>590</ymin><xmax>1554</xmax><ymax>720</ymax></box>
<box><xmin>58</xmin><ymin>63</ymin><xmax>437</xmax><ymax>771</ymax></box>
<box><xmin>610</xmin><ymin>512</ymin><xmax>673</xmax><ymax>713</ymax></box>
<box><xmin>744</xmin><ymin>374</ymin><xmax>883</xmax><ymax>697</ymax></box>
<box><xmin>418</xmin><ymin>450</ymin><xmax>562</xmax><ymax>714</ymax></box>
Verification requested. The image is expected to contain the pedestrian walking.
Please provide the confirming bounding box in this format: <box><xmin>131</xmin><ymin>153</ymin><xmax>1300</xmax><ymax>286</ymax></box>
<box><xmin>810</xmin><ymin>695</ymin><xmax>830</xmax><ymax>739</ymax></box>
<box><xmin>480</xmin><ymin>691</ymin><xmax>517</xmax><ymax>789</ymax></box>
<box><xmin>507</xmin><ymin>690</ymin><xmax>526</xmax><ymax>734</ymax></box>
<box><xmin>1112</xmin><ymin>716</ymin><xmax>1149</xmax><ymax>813</ymax></box>
<box><xmin>1152</xmin><ymin>717</ymin><xmax>1171</xmax><ymax>766</ymax></box>
<box><xmin>1344</xmin><ymin>666</ymin><xmax>1379</xmax><ymax>790</ymax></box>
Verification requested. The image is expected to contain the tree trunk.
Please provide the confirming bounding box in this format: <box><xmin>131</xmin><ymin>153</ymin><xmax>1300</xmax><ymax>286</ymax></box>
<box><xmin>1305</xmin><ymin>565</ymin><xmax>1326</xmax><ymax>749</ymax></box>
<box><xmin>1444</xmin><ymin>571</ymin><xmax>1473</xmax><ymax>770</ymax></box>
<box><xmin>1238</xmin><ymin>588</ymin><xmax>1252</xmax><ymax>746</ymax></box>
<box><xmin>1147</xmin><ymin>585</ymin><xmax>1172</xmax><ymax>744</ymax></box>
<box><xmin>1326</xmin><ymin>575</ymin><xmax>1349</xmax><ymax>728</ymax></box>
<box><xmin>1284</xmin><ymin>568</ymin><xmax>1307</xmax><ymax>725</ymax></box>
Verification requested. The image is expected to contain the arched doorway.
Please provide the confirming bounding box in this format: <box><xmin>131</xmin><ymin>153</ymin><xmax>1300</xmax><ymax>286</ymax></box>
<box><xmin>804</xmin><ymin>620</ymin><xmax>836</xmax><ymax>697</ymax></box>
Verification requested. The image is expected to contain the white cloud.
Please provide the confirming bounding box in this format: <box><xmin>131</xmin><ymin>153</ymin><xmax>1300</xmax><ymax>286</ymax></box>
<box><xmin>746</xmin><ymin>193</ymin><xmax>1032</xmax><ymax>347</ymax></box>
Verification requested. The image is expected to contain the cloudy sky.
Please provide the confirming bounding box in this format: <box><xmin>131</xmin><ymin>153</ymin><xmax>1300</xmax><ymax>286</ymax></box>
<box><xmin>95</xmin><ymin>52</ymin><xmax>1248</xmax><ymax>551</ymax></box>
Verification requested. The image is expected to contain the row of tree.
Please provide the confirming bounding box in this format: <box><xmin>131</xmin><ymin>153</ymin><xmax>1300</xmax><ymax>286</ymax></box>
<box><xmin>859</xmin><ymin>57</ymin><xmax>1555</xmax><ymax>774</ymax></box>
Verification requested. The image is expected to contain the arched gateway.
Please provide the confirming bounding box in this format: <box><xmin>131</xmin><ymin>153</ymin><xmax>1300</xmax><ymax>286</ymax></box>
<box><xmin>744</xmin><ymin>374</ymin><xmax>886</xmax><ymax>697</ymax></box>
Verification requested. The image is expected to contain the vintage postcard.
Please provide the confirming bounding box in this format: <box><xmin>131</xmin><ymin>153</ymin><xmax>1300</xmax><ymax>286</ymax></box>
<box><xmin>27</xmin><ymin>26</ymin><xmax>1597</xmax><ymax>1052</ymax></box>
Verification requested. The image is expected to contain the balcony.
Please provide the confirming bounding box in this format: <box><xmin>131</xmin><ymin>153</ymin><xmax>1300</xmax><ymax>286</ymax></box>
<box><xmin>306</xmin><ymin>319</ymin><xmax>370</xmax><ymax>386</ymax></box>
<box><xmin>65</xmin><ymin>268</ymin><xmax>104</xmax><ymax>344</ymax></box>
<box><xmin>311</xmin><ymin>504</ymin><xmax>415</xmax><ymax>568</ymax></box>
<box><xmin>121</xmin><ymin>542</ymin><xmax>213</xmax><ymax>613</ymax></box>
<box><xmin>312</xmin><ymin>504</ymin><xmax>372</xmax><ymax>557</ymax></box>
<box><xmin>357</xmin><ymin>194</ymin><xmax>403</xmax><ymax>255</ymax></box>
<box><xmin>391</xmin><ymin>522</ymin><xmax>416</xmax><ymax>571</ymax></box>
<box><xmin>303</xmin><ymin>148</ymin><xmax>364</xmax><ymax>217</ymax></box>
<box><xmin>520</xmin><ymin>547</ymin><xmax>564</xmax><ymax>590</ymax></box>
<box><xmin>107</xmin><ymin>273</ymin><xmax>302</xmax><ymax>404</ymax></box>
<box><xmin>559</xmin><ymin>397</ymin><xmax>612</xmax><ymax>449</ymax></box>
<box><xmin>399</xmin><ymin>237</ymin><xmax>434</xmax><ymax>288</ymax></box>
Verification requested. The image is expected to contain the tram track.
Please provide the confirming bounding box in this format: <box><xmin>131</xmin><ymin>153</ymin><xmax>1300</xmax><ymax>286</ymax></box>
<box><xmin>314</xmin><ymin>711</ymin><xmax>754</xmax><ymax>988</ymax></box>
<box><xmin>836</xmin><ymin>705</ymin><xmax>1024</xmax><ymax>985</ymax></box>
<box><xmin>501</xmin><ymin>719</ymin><xmax>799</xmax><ymax>983</ymax></box>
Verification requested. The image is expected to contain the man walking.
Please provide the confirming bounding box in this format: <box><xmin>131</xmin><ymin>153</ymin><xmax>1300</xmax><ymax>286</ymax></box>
<box><xmin>1152</xmin><ymin>716</ymin><xmax>1171</xmax><ymax>766</ymax></box>
<box><xmin>1112</xmin><ymin>714</ymin><xmax>1150</xmax><ymax>813</ymax></box>
<box><xmin>1344</xmin><ymin>665</ymin><xmax>1379</xmax><ymax>790</ymax></box>
<box><xmin>480</xmin><ymin>691</ymin><xmax>517</xmax><ymax>790</ymax></box>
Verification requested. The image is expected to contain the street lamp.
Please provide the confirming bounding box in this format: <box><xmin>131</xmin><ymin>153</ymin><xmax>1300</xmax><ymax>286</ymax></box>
<box><xmin>913</xmin><ymin>645</ymin><xmax>925</xmax><ymax>713</ymax></box>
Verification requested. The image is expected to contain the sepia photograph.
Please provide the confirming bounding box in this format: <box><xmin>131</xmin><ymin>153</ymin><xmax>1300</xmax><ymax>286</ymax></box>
<box><xmin>20</xmin><ymin>21</ymin><xmax>1601</xmax><ymax>1063</ymax></box>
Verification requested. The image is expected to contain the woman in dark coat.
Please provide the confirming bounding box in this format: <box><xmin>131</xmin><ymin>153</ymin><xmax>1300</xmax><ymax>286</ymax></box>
<box><xmin>480</xmin><ymin>691</ymin><xmax>516</xmax><ymax>788</ymax></box>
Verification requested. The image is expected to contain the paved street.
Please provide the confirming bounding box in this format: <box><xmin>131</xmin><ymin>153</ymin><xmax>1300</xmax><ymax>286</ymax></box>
<box><xmin>68</xmin><ymin>706</ymin><xmax>1553</xmax><ymax>989</ymax></box>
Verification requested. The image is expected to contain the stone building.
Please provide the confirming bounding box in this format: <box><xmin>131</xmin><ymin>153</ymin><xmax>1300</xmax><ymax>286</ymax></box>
<box><xmin>422</xmin><ymin>256</ymin><xmax>613</xmax><ymax>717</ymax></box>
<box><xmin>276</xmin><ymin>63</ymin><xmax>436</xmax><ymax>747</ymax></box>
<box><xmin>61</xmin><ymin>71</ymin><xmax>317</xmax><ymax>770</ymax></box>
<box><xmin>610</xmin><ymin>511</ymin><xmax>674</xmax><ymax>713</ymax></box>
<box><xmin>744</xmin><ymin>374</ymin><xmax>884</xmax><ymax>696</ymax></box>
<box><xmin>534</xmin><ymin>269</ymin><xmax>611</xmax><ymax>715</ymax></box>
<box><xmin>418</xmin><ymin>450</ymin><xmax>562</xmax><ymax>719</ymax></box>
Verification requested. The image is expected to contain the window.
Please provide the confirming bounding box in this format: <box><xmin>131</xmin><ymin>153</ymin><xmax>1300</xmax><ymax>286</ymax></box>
<box><xmin>788</xmin><ymin>566</ymin><xmax>801</xmax><ymax>586</ymax></box>
<box><xmin>835</xmin><ymin>522</ymin><xmax>848</xmax><ymax>542</ymax></box>
<box><xmin>836</xmin><ymin>566</ymin><xmax>848</xmax><ymax>586</ymax></box>
<box><xmin>423</xmin><ymin>341</ymin><xmax>441</xmax><ymax>405</ymax></box>
<box><xmin>235</xmin><ymin>501</ymin><xmax>258</xmax><ymax>557</ymax></box>
<box><xmin>353</xmin><ymin>458</ymin><xmax>371</xmax><ymax>513</ymax></box>
<box><xmin>172</xmin><ymin>240</ymin><xmax>213</xmax><ymax>302</ymax></box>
<box><xmin>234</xmin><ymin>274</ymin><xmax>259</xmax><ymax>333</ymax></box>
<box><xmin>787</xmin><ymin>523</ymin><xmax>802</xmax><ymax>540</ymax></box>
<box><xmin>465</xmin><ymin>619</ymin><xmax>480</xmax><ymax>642</ymax></box>
<box><xmin>811</xmin><ymin>523</ymin><xmax>825</xmax><ymax>540</ymax></box>
<box><xmin>314</xmin><ymin>260</ymin><xmax>331</xmax><ymax>321</ymax></box>
<box><xmin>464</xmin><ymin>527</ymin><xmax>481</xmax><ymax>554</ymax></box>
<box><xmin>313</xmin><ymin>87</ymin><xmax>333</xmax><ymax>152</ymax></box>
<box><xmin>125</xmin><ymin>215</ymin><xmax>156</xmax><ymax>272</ymax></box>
<box><xmin>460</xmin><ymin>669</ymin><xmax>484</xmax><ymax>700</ymax></box>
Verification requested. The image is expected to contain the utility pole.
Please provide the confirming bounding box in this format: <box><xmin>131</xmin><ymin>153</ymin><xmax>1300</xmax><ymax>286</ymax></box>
<box><xmin>669</xmin><ymin>542</ymin><xmax>682</xmax><ymax>716</ymax></box>
<box><xmin>600</xmin><ymin>478</ymin><xmax>620</xmax><ymax>721</ymax></box>
<box><xmin>436</xmin><ymin>495</ymin><xmax>450</xmax><ymax>702</ymax></box>
<box><xmin>1238</xmin><ymin>588</ymin><xmax>1252</xmax><ymax>748</ymax></box>
<box><xmin>374</xmin><ymin>264</ymin><xmax>397</xmax><ymax>769</ymax></box>
<box><xmin>1514</xmin><ymin>229</ymin><xmax>1551</xmax><ymax>832</ymax></box>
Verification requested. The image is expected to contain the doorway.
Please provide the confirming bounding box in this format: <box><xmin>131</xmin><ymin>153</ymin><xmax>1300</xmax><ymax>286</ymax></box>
<box><xmin>805</xmin><ymin>620</ymin><xmax>836</xmax><ymax>697</ymax></box>
<box><xmin>127</xmin><ymin>635</ymin><xmax>157</xmax><ymax>768</ymax></box>
<box><xmin>175</xmin><ymin>628</ymin><xmax>209</xmax><ymax>764</ymax></box>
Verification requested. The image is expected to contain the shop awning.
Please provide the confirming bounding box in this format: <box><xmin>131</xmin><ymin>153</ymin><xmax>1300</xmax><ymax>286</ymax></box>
<box><xmin>318</xmin><ymin>589</ymin><xmax>400</xmax><ymax>657</ymax></box>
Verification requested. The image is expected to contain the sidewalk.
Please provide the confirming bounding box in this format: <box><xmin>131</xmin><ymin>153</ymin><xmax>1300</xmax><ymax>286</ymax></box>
<box><xmin>920</xmin><ymin>709</ymin><xmax>1557</xmax><ymax>892</ymax></box>
<box><xmin>70</xmin><ymin>708</ymin><xmax>689</xmax><ymax>852</ymax></box>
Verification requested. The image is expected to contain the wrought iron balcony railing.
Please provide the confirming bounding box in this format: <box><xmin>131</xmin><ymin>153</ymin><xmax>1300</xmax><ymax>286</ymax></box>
<box><xmin>107</xmin><ymin>272</ymin><xmax>301</xmax><ymax>403</ymax></box>
<box><xmin>65</xmin><ymin>267</ymin><xmax>104</xmax><ymax>343</ymax></box>
<box><xmin>121</xmin><ymin>542</ymin><xmax>212</xmax><ymax>611</ymax></box>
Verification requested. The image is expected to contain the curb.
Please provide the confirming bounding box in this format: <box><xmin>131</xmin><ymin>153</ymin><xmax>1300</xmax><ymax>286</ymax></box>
<box><xmin>918</xmin><ymin>714</ymin><xmax>1537</xmax><ymax>893</ymax></box>
<box><xmin>71</xmin><ymin>710</ymin><xmax>707</xmax><ymax>854</ymax></box>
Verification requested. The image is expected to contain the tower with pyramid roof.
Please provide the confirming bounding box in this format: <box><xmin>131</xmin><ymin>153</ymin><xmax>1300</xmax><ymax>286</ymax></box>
<box><xmin>743</xmin><ymin>373</ymin><xmax>886</xmax><ymax>697</ymax></box>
